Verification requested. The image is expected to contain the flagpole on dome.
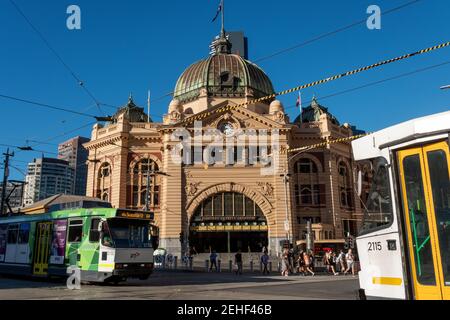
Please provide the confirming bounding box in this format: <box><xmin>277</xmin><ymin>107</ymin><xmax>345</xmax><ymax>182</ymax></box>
<box><xmin>221</xmin><ymin>0</ymin><xmax>225</xmax><ymax>37</ymax></box>
<box><xmin>147</xmin><ymin>90</ymin><xmax>151</xmax><ymax>123</ymax></box>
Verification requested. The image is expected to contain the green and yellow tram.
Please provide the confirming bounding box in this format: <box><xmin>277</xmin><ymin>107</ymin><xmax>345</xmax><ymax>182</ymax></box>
<box><xmin>0</xmin><ymin>202</ymin><xmax>157</xmax><ymax>283</ymax></box>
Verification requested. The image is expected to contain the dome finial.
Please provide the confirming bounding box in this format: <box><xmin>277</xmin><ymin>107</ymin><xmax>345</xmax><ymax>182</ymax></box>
<box><xmin>211</xmin><ymin>0</ymin><xmax>231</xmax><ymax>54</ymax></box>
<box><xmin>311</xmin><ymin>95</ymin><xmax>319</xmax><ymax>107</ymax></box>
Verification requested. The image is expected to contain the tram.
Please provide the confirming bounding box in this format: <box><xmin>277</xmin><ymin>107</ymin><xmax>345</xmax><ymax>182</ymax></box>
<box><xmin>352</xmin><ymin>111</ymin><xmax>450</xmax><ymax>300</ymax></box>
<box><xmin>0</xmin><ymin>202</ymin><xmax>157</xmax><ymax>283</ymax></box>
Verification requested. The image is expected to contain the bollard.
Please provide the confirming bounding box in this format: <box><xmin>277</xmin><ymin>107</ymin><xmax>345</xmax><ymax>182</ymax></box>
<box><xmin>205</xmin><ymin>260</ymin><xmax>209</xmax><ymax>272</ymax></box>
<box><xmin>174</xmin><ymin>256</ymin><xmax>178</xmax><ymax>270</ymax></box>
<box><xmin>260</xmin><ymin>262</ymin><xmax>263</xmax><ymax>273</ymax></box>
<box><xmin>229</xmin><ymin>260</ymin><xmax>233</xmax><ymax>273</ymax></box>
<box><xmin>269</xmin><ymin>261</ymin><xmax>273</xmax><ymax>273</ymax></box>
<box><xmin>218</xmin><ymin>259</ymin><xmax>221</xmax><ymax>273</ymax></box>
<box><xmin>189</xmin><ymin>257</ymin><xmax>193</xmax><ymax>270</ymax></box>
<box><xmin>277</xmin><ymin>261</ymin><xmax>281</xmax><ymax>273</ymax></box>
<box><xmin>250</xmin><ymin>261</ymin><xmax>254</xmax><ymax>272</ymax></box>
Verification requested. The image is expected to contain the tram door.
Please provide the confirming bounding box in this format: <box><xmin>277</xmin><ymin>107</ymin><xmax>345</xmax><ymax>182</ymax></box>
<box><xmin>398</xmin><ymin>141</ymin><xmax>450</xmax><ymax>300</ymax></box>
<box><xmin>33</xmin><ymin>222</ymin><xmax>52</xmax><ymax>276</ymax></box>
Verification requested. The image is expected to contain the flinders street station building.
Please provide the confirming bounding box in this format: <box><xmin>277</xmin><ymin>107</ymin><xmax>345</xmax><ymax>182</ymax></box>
<box><xmin>83</xmin><ymin>32</ymin><xmax>366</xmax><ymax>257</ymax></box>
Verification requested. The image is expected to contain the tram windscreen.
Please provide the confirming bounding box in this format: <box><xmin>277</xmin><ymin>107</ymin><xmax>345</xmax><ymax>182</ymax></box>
<box><xmin>102</xmin><ymin>219</ymin><xmax>152</xmax><ymax>248</ymax></box>
<box><xmin>360</xmin><ymin>157</ymin><xmax>393</xmax><ymax>234</ymax></box>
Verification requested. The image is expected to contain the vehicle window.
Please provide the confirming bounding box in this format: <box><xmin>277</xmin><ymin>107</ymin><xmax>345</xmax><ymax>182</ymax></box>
<box><xmin>107</xmin><ymin>219</ymin><xmax>151</xmax><ymax>248</ymax></box>
<box><xmin>7</xmin><ymin>224</ymin><xmax>19</xmax><ymax>244</ymax></box>
<box><xmin>427</xmin><ymin>149</ymin><xmax>450</xmax><ymax>286</ymax></box>
<box><xmin>403</xmin><ymin>154</ymin><xmax>436</xmax><ymax>285</ymax></box>
<box><xmin>89</xmin><ymin>218</ymin><xmax>101</xmax><ymax>242</ymax></box>
<box><xmin>101</xmin><ymin>222</ymin><xmax>113</xmax><ymax>247</ymax></box>
<box><xmin>68</xmin><ymin>219</ymin><xmax>83</xmax><ymax>243</ymax></box>
<box><xmin>18</xmin><ymin>223</ymin><xmax>30</xmax><ymax>244</ymax></box>
<box><xmin>359</xmin><ymin>157</ymin><xmax>393</xmax><ymax>234</ymax></box>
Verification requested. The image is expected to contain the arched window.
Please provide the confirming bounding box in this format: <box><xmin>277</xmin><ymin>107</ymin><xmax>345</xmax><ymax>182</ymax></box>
<box><xmin>296</xmin><ymin>185</ymin><xmax>321</xmax><ymax>206</ymax></box>
<box><xmin>293</xmin><ymin>156</ymin><xmax>324</xmax><ymax>207</ymax></box>
<box><xmin>128</xmin><ymin>158</ymin><xmax>161</xmax><ymax>209</ymax></box>
<box><xmin>294</xmin><ymin>158</ymin><xmax>318</xmax><ymax>174</ymax></box>
<box><xmin>338</xmin><ymin>161</ymin><xmax>353</xmax><ymax>208</ymax></box>
<box><xmin>300</xmin><ymin>187</ymin><xmax>313</xmax><ymax>205</ymax></box>
<box><xmin>192</xmin><ymin>192</ymin><xmax>264</xmax><ymax>220</ymax></box>
<box><xmin>97</xmin><ymin>163</ymin><xmax>111</xmax><ymax>201</ymax></box>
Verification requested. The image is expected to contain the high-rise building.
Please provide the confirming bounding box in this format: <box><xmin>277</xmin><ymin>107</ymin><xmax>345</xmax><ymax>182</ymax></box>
<box><xmin>0</xmin><ymin>181</ymin><xmax>25</xmax><ymax>212</ymax></box>
<box><xmin>58</xmin><ymin>136</ymin><xmax>90</xmax><ymax>196</ymax></box>
<box><xmin>23</xmin><ymin>158</ymin><xmax>74</xmax><ymax>206</ymax></box>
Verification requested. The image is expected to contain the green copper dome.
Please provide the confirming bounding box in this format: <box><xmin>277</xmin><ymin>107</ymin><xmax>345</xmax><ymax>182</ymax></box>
<box><xmin>294</xmin><ymin>97</ymin><xmax>340</xmax><ymax>125</ymax></box>
<box><xmin>173</xmin><ymin>39</ymin><xmax>275</xmax><ymax>104</ymax></box>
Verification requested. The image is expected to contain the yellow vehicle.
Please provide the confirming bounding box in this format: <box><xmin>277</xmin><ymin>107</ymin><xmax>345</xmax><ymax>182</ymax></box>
<box><xmin>352</xmin><ymin>111</ymin><xmax>450</xmax><ymax>300</ymax></box>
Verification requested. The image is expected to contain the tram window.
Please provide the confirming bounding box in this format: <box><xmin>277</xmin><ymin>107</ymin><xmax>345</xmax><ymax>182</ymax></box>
<box><xmin>359</xmin><ymin>157</ymin><xmax>393</xmax><ymax>235</ymax></box>
<box><xmin>7</xmin><ymin>225</ymin><xmax>19</xmax><ymax>244</ymax></box>
<box><xmin>403</xmin><ymin>154</ymin><xmax>436</xmax><ymax>286</ymax></box>
<box><xmin>18</xmin><ymin>224</ymin><xmax>30</xmax><ymax>244</ymax></box>
<box><xmin>427</xmin><ymin>149</ymin><xmax>450</xmax><ymax>285</ymax></box>
<box><xmin>68</xmin><ymin>220</ymin><xmax>83</xmax><ymax>243</ymax></box>
<box><xmin>89</xmin><ymin>219</ymin><xmax>101</xmax><ymax>242</ymax></box>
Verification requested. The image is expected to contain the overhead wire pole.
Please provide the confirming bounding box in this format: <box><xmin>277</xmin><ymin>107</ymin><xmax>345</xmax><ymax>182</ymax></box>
<box><xmin>1</xmin><ymin>149</ymin><xmax>14</xmax><ymax>216</ymax></box>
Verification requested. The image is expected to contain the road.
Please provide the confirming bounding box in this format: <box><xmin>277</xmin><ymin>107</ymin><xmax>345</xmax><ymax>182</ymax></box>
<box><xmin>0</xmin><ymin>270</ymin><xmax>360</xmax><ymax>300</ymax></box>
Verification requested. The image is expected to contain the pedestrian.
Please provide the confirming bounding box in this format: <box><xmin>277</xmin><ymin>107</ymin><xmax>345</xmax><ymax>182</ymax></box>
<box><xmin>261</xmin><ymin>251</ymin><xmax>270</xmax><ymax>275</ymax></box>
<box><xmin>323</xmin><ymin>251</ymin><xmax>338</xmax><ymax>276</ymax></box>
<box><xmin>281</xmin><ymin>249</ymin><xmax>289</xmax><ymax>277</ymax></box>
<box><xmin>344</xmin><ymin>249</ymin><xmax>356</xmax><ymax>276</ymax></box>
<box><xmin>209</xmin><ymin>250</ymin><xmax>218</xmax><ymax>272</ymax></box>
<box><xmin>303</xmin><ymin>251</ymin><xmax>315</xmax><ymax>276</ymax></box>
<box><xmin>331</xmin><ymin>251</ymin><xmax>339</xmax><ymax>275</ymax></box>
<box><xmin>297</xmin><ymin>251</ymin><xmax>305</xmax><ymax>275</ymax></box>
<box><xmin>337</xmin><ymin>249</ymin><xmax>346</xmax><ymax>272</ymax></box>
<box><xmin>235</xmin><ymin>250</ymin><xmax>243</xmax><ymax>275</ymax></box>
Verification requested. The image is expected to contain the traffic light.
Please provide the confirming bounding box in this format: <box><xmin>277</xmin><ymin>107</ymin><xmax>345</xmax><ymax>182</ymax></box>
<box><xmin>349</xmin><ymin>237</ymin><xmax>354</xmax><ymax>249</ymax></box>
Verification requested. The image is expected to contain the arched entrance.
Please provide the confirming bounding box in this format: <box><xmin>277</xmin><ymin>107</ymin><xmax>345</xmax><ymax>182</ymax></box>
<box><xmin>189</xmin><ymin>192</ymin><xmax>268</xmax><ymax>253</ymax></box>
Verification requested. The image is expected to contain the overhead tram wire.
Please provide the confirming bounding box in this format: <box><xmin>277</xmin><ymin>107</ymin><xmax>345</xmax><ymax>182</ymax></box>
<box><xmin>9</xmin><ymin>0</ymin><xmax>105</xmax><ymax>116</ymax></box>
<box><xmin>169</xmin><ymin>40</ymin><xmax>450</xmax><ymax>128</ymax></box>
<box><xmin>14</xmin><ymin>121</ymin><xmax>96</xmax><ymax>156</ymax></box>
<box><xmin>0</xmin><ymin>143</ymin><xmax>57</xmax><ymax>155</ymax></box>
<box><xmin>147</xmin><ymin>0</ymin><xmax>423</xmax><ymax>103</ymax></box>
<box><xmin>253</xmin><ymin>0</ymin><xmax>423</xmax><ymax>63</ymax></box>
<box><xmin>282</xmin><ymin>60</ymin><xmax>450</xmax><ymax>112</ymax></box>
<box><xmin>0</xmin><ymin>94</ymin><xmax>100</xmax><ymax>119</ymax></box>
<box><xmin>130</xmin><ymin>59</ymin><xmax>450</xmax><ymax>138</ymax></box>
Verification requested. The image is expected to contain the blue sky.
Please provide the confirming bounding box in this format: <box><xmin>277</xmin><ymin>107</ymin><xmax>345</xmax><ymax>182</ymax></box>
<box><xmin>1</xmin><ymin>0</ymin><xmax>449</xmax><ymax>180</ymax></box>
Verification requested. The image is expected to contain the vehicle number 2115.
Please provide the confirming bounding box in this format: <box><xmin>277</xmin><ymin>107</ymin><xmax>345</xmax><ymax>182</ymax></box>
<box><xmin>368</xmin><ymin>242</ymin><xmax>382</xmax><ymax>251</ymax></box>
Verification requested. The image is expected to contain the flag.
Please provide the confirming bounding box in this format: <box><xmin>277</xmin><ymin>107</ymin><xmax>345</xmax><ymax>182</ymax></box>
<box><xmin>211</xmin><ymin>0</ymin><xmax>222</xmax><ymax>22</ymax></box>
<box><xmin>296</xmin><ymin>92</ymin><xmax>302</xmax><ymax>108</ymax></box>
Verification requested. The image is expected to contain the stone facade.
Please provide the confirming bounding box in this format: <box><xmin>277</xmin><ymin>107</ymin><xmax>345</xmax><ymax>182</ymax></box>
<box><xmin>83</xmin><ymin>34</ymin><xmax>363</xmax><ymax>257</ymax></box>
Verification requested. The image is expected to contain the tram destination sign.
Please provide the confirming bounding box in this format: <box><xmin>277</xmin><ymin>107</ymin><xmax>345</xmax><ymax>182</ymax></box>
<box><xmin>116</xmin><ymin>210</ymin><xmax>154</xmax><ymax>220</ymax></box>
